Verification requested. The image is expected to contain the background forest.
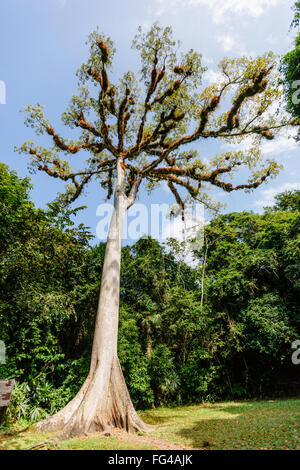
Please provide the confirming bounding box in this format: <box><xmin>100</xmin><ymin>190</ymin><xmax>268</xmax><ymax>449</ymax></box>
<box><xmin>1</xmin><ymin>162</ymin><xmax>299</xmax><ymax>424</ymax></box>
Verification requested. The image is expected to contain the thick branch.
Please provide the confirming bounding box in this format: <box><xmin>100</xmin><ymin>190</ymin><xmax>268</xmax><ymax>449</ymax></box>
<box><xmin>46</xmin><ymin>126</ymin><xmax>105</xmax><ymax>154</ymax></box>
<box><xmin>158</xmin><ymin>67</ymin><xmax>274</xmax><ymax>157</ymax></box>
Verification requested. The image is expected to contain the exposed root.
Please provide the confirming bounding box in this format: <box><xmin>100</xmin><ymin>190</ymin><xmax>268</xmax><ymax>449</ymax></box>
<box><xmin>35</xmin><ymin>356</ymin><xmax>152</xmax><ymax>439</ymax></box>
<box><xmin>34</xmin><ymin>375</ymin><xmax>91</xmax><ymax>433</ymax></box>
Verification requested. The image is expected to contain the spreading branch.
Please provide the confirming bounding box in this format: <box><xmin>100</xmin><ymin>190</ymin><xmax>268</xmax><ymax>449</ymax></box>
<box><xmin>17</xmin><ymin>26</ymin><xmax>296</xmax><ymax>211</ymax></box>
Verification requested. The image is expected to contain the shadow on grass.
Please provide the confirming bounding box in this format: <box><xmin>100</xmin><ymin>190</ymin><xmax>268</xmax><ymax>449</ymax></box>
<box><xmin>175</xmin><ymin>401</ymin><xmax>300</xmax><ymax>450</ymax></box>
<box><xmin>141</xmin><ymin>413</ymin><xmax>185</xmax><ymax>425</ymax></box>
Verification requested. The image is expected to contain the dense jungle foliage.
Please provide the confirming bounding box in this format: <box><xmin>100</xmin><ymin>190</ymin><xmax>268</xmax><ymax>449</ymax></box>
<box><xmin>0</xmin><ymin>162</ymin><xmax>299</xmax><ymax>424</ymax></box>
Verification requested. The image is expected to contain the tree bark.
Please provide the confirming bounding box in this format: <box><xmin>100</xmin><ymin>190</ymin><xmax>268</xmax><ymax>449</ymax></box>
<box><xmin>35</xmin><ymin>162</ymin><xmax>150</xmax><ymax>438</ymax></box>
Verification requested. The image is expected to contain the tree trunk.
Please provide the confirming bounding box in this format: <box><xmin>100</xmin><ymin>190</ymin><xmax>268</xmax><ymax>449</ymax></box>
<box><xmin>35</xmin><ymin>177</ymin><xmax>150</xmax><ymax>438</ymax></box>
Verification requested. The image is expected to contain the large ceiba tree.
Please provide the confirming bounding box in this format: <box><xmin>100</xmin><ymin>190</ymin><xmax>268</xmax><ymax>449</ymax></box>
<box><xmin>17</xmin><ymin>24</ymin><xmax>295</xmax><ymax>437</ymax></box>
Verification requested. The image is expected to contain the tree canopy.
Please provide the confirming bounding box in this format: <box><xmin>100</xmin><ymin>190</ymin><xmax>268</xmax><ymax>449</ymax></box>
<box><xmin>17</xmin><ymin>24</ymin><xmax>295</xmax><ymax>211</ymax></box>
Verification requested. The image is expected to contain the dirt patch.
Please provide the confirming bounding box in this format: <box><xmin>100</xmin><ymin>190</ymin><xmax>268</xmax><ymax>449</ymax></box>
<box><xmin>107</xmin><ymin>428</ymin><xmax>201</xmax><ymax>450</ymax></box>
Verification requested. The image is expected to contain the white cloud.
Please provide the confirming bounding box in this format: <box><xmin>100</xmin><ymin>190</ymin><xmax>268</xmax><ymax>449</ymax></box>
<box><xmin>161</xmin><ymin>210</ymin><xmax>205</xmax><ymax>266</ymax></box>
<box><xmin>202</xmin><ymin>55</ymin><xmax>214</xmax><ymax>65</ymax></box>
<box><xmin>217</xmin><ymin>35</ymin><xmax>237</xmax><ymax>52</ymax></box>
<box><xmin>222</xmin><ymin>128</ymin><xmax>298</xmax><ymax>157</ymax></box>
<box><xmin>261</xmin><ymin>133</ymin><xmax>298</xmax><ymax>155</ymax></box>
<box><xmin>239</xmin><ymin>49</ymin><xmax>257</xmax><ymax>58</ymax></box>
<box><xmin>162</xmin><ymin>214</ymin><xmax>204</xmax><ymax>242</ymax></box>
<box><xmin>154</xmin><ymin>0</ymin><xmax>284</xmax><ymax>23</ymax></box>
<box><xmin>205</xmin><ymin>69</ymin><xmax>224</xmax><ymax>84</ymax></box>
<box><xmin>266</xmin><ymin>33</ymin><xmax>278</xmax><ymax>46</ymax></box>
<box><xmin>255</xmin><ymin>182</ymin><xmax>300</xmax><ymax>208</ymax></box>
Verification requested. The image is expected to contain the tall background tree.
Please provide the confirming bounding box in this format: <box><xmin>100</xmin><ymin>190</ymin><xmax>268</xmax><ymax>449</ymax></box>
<box><xmin>17</xmin><ymin>24</ymin><xmax>295</xmax><ymax>437</ymax></box>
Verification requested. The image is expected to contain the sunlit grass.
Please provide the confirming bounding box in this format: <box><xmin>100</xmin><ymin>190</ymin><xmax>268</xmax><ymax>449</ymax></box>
<box><xmin>142</xmin><ymin>398</ymin><xmax>300</xmax><ymax>449</ymax></box>
<box><xmin>1</xmin><ymin>398</ymin><xmax>300</xmax><ymax>450</ymax></box>
<box><xmin>64</xmin><ymin>435</ymin><xmax>153</xmax><ymax>450</ymax></box>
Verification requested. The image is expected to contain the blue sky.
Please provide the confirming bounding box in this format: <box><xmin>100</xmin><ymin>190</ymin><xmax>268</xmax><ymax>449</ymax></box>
<box><xmin>0</xmin><ymin>0</ymin><xmax>299</xmax><ymax>242</ymax></box>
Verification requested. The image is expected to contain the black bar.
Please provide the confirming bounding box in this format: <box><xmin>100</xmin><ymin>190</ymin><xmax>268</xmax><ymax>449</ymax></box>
<box><xmin>1</xmin><ymin>449</ymin><xmax>300</xmax><ymax>464</ymax></box>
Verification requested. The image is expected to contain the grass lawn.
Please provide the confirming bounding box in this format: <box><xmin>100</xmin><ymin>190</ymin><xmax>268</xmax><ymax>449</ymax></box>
<box><xmin>142</xmin><ymin>398</ymin><xmax>300</xmax><ymax>450</ymax></box>
<box><xmin>1</xmin><ymin>397</ymin><xmax>300</xmax><ymax>450</ymax></box>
